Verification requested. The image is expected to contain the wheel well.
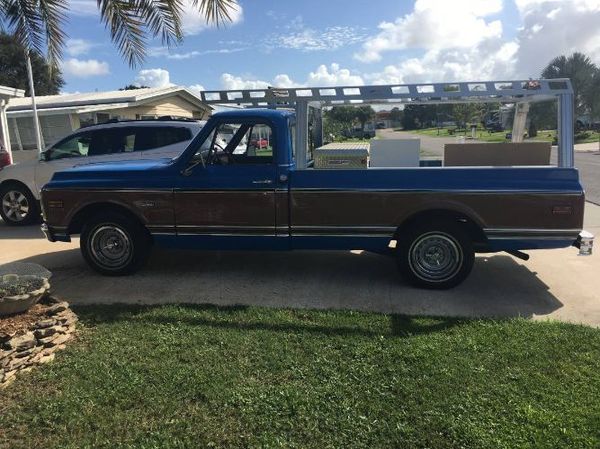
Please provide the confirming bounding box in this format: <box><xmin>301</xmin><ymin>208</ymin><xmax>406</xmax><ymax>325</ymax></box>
<box><xmin>0</xmin><ymin>179</ymin><xmax>34</xmax><ymax>196</ymax></box>
<box><xmin>395</xmin><ymin>209</ymin><xmax>487</xmax><ymax>245</ymax></box>
<box><xmin>68</xmin><ymin>202</ymin><xmax>147</xmax><ymax>235</ymax></box>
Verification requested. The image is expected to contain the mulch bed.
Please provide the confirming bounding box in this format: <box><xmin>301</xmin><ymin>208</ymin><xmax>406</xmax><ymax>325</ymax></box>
<box><xmin>0</xmin><ymin>298</ymin><xmax>56</xmax><ymax>340</ymax></box>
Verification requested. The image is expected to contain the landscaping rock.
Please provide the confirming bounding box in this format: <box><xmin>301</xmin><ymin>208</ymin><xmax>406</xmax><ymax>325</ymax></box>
<box><xmin>34</xmin><ymin>318</ymin><xmax>56</xmax><ymax>329</ymax></box>
<box><xmin>34</xmin><ymin>326</ymin><xmax>61</xmax><ymax>339</ymax></box>
<box><xmin>7</xmin><ymin>332</ymin><xmax>36</xmax><ymax>351</ymax></box>
<box><xmin>0</xmin><ymin>298</ymin><xmax>77</xmax><ymax>389</ymax></box>
<box><xmin>51</xmin><ymin>333</ymin><xmax>73</xmax><ymax>347</ymax></box>
<box><xmin>46</xmin><ymin>302</ymin><xmax>69</xmax><ymax>316</ymax></box>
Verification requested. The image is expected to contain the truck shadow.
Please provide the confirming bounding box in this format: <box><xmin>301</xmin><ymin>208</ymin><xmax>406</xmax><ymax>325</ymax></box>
<box><xmin>10</xmin><ymin>247</ymin><xmax>563</xmax><ymax>320</ymax></box>
<box><xmin>0</xmin><ymin>221</ymin><xmax>46</xmax><ymax>240</ymax></box>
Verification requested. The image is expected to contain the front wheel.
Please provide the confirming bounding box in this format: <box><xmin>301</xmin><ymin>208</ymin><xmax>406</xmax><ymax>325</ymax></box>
<box><xmin>0</xmin><ymin>184</ymin><xmax>39</xmax><ymax>225</ymax></box>
<box><xmin>80</xmin><ymin>212</ymin><xmax>151</xmax><ymax>276</ymax></box>
<box><xmin>397</xmin><ymin>221</ymin><xmax>474</xmax><ymax>289</ymax></box>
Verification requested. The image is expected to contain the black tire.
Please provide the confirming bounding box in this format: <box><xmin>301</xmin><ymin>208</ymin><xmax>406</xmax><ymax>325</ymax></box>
<box><xmin>0</xmin><ymin>183</ymin><xmax>40</xmax><ymax>226</ymax></box>
<box><xmin>80</xmin><ymin>212</ymin><xmax>151</xmax><ymax>276</ymax></box>
<box><xmin>397</xmin><ymin>220</ymin><xmax>474</xmax><ymax>289</ymax></box>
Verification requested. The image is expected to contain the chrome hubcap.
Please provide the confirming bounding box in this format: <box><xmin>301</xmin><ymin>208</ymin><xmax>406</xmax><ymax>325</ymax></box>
<box><xmin>90</xmin><ymin>225</ymin><xmax>132</xmax><ymax>269</ymax></box>
<box><xmin>409</xmin><ymin>232</ymin><xmax>463</xmax><ymax>283</ymax></box>
<box><xmin>2</xmin><ymin>190</ymin><xmax>29</xmax><ymax>222</ymax></box>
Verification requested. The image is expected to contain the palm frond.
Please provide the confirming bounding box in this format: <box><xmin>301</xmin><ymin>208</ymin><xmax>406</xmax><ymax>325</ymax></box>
<box><xmin>37</xmin><ymin>0</ymin><xmax>67</xmax><ymax>66</ymax></box>
<box><xmin>1</xmin><ymin>0</ymin><xmax>45</xmax><ymax>55</ymax></box>
<box><xmin>134</xmin><ymin>0</ymin><xmax>184</xmax><ymax>46</ymax></box>
<box><xmin>97</xmin><ymin>0</ymin><xmax>146</xmax><ymax>67</ymax></box>
<box><xmin>192</xmin><ymin>0</ymin><xmax>237</xmax><ymax>26</ymax></box>
<box><xmin>0</xmin><ymin>0</ymin><xmax>237</xmax><ymax>68</ymax></box>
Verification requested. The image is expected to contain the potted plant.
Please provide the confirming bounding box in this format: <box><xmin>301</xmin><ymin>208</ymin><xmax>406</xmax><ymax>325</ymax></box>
<box><xmin>0</xmin><ymin>274</ymin><xmax>50</xmax><ymax>316</ymax></box>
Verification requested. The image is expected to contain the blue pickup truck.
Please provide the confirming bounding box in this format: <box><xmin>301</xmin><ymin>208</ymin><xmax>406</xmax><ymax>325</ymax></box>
<box><xmin>41</xmin><ymin>109</ymin><xmax>592</xmax><ymax>289</ymax></box>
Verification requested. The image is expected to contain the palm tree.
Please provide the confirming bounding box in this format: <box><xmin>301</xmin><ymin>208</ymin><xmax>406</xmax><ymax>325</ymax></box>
<box><xmin>0</xmin><ymin>0</ymin><xmax>237</xmax><ymax>67</ymax></box>
<box><xmin>541</xmin><ymin>52</ymin><xmax>598</xmax><ymax>117</ymax></box>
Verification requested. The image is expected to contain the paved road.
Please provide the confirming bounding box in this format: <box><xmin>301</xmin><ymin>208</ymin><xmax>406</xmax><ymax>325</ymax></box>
<box><xmin>377</xmin><ymin>129</ymin><xmax>600</xmax><ymax>204</ymax></box>
<box><xmin>1</xmin><ymin>203</ymin><xmax>599</xmax><ymax>326</ymax></box>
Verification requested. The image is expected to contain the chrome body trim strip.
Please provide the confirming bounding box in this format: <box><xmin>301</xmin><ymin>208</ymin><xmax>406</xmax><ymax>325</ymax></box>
<box><xmin>291</xmin><ymin>188</ymin><xmax>583</xmax><ymax>195</ymax></box>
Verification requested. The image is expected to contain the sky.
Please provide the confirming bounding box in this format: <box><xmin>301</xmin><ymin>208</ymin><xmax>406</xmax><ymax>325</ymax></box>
<box><xmin>58</xmin><ymin>0</ymin><xmax>600</xmax><ymax>95</ymax></box>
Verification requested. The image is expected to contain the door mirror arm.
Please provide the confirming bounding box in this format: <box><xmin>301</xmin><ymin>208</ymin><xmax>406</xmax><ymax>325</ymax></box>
<box><xmin>181</xmin><ymin>156</ymin><xmax>205</xmax><ymax>176</ymax></box>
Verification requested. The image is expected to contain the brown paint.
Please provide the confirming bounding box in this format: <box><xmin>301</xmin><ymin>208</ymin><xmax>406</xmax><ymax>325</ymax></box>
<box><xmin>42</xmin><ymin>188</ymin><xmax>585</xmax><ymax>238</ymax></box>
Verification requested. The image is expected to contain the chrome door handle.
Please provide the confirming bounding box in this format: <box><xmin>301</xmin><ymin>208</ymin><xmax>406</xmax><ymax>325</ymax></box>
<box><xmin>252</xmin><ymin>179</ymin><xmax>273</xmax><ymax>184</ymax></box>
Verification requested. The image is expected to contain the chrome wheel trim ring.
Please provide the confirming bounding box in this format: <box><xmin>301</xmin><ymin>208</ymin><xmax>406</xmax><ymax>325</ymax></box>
<box><xmin>89</xmin><ymin>224</ymin><xmax>133</xmax><ymax>270</ymax></box>
<box><xmin>1</xmin><ymin>190</ymin><xmax>29</xmax><ymax>222</ymax></box>
<box><xmin>408</xmin><ymin>232</ymin><xmax>463</xmax><ymax>283</ymax></box>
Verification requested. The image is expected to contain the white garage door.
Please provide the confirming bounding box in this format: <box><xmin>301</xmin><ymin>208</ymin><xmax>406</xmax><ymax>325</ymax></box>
<box><xmin>40</xmin><ymin>114</ymin><xmax>72</xmax><ymax>148</ymax></box>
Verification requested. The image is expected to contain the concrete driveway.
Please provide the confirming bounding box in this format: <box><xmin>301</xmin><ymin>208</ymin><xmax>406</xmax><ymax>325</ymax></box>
<box><xmin>1</xmin><ymin>204</ymin><xmax>599</xmax><ymax>326</ymax></box>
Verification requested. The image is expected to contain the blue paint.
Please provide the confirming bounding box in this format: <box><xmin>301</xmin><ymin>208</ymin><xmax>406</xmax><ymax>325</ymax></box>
<box><xmin>154</xmin><ymin>234</ymin><xmax>289</xmax><ymax>251</ymax></box>
<box><xmin>487</xmin><ymin>238</ymin><xmax>575</xmax><ymax>251</ymax></box>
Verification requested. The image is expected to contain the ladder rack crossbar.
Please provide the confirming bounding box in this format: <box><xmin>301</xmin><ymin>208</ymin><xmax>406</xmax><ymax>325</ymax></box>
<box><xmin>199</xmin><ymin>79</ymin><xmax>572</xmax><ymax>106</ymax></box>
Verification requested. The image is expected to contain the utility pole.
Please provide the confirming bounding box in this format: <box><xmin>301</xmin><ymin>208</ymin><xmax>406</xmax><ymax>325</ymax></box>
<box><xmin>26</xmin><ymin>49</ymin><xmax>44</xmax><ymax>155</ymax></box>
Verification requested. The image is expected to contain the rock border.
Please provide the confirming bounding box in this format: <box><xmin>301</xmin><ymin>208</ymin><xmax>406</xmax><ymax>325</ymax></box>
<box><xmin>0</xmin><ymin>296</ymin><xmax>77</xmax><ymax>388</ymax></box>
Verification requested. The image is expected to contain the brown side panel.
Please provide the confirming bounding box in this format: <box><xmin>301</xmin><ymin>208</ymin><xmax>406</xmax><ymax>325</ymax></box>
<box><xmin>173</xmin><ymin>191</ymin><xmax>276</xmax><ymax>231</ymax></box>
<box><xmin>42</xmin><ymin>189</ymin><xmax>175</xmax><ymax>231</ymax></box>
<box><xmin>275</xmin><ymin>190</ymin><xmax>289</xmax><ymax>235</ymax></box>
<box><xmin>290</xmin><ymin>191</ymin><xmax>585</xmax><ymax>231</ymax></box>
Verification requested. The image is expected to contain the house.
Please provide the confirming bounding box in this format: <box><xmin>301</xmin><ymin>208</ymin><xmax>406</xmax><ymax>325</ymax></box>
<box><xmin>0</xmin><ymin>85</ymin><xmax>25</xmax><ymax>158</ymax></box>
<box><xmin>3</xmin><ymin>86</ymin><xmax>211</xmax><ymax>159</ymax></box>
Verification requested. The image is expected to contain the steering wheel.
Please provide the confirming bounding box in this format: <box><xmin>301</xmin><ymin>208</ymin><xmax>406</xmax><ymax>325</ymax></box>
<box><xmin>210</xmin><ymin>142</ymin><xmax>234</xmax><ymax>165</ymax></box>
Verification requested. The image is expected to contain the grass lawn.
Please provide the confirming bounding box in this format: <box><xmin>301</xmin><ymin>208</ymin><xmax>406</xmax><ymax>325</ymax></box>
<box><xmin>1</xmin><ymin>305</ymin><xmax>599</xmax><ymax>449</ymax></box>
<box><xmin>413</xmin><ymin>127</ymin><xmax>600</xmax><ymax>144</ymax></box>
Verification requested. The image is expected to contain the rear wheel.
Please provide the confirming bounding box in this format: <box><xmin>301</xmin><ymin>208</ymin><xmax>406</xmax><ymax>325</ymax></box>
<box><xmin>397</xmin><ymin>220</ymin><xmax>474</xmax><ymax>289</ymax></box>
<box><xmin>80</xmin><ymin>212</ymin><xmax>151</xmax><ymax>275</ymax></box>
<box><xmin>0</xmin><ymin>184</ymin><xmax>39</xmax><ymax>226</ymax></box>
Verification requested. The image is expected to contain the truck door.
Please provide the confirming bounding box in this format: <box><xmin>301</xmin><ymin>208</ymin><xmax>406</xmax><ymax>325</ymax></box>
<box><xmin>174</xmin><ymin>119</ymin><xmax>278</xmax><ymax>241</ymax></box>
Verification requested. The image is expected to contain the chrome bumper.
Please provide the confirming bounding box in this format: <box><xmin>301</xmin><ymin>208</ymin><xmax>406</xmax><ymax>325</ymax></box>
<box><xmin>574</xmin><ymin>230</ymin><xmax>594</xmax><ymax>256</ymax></box>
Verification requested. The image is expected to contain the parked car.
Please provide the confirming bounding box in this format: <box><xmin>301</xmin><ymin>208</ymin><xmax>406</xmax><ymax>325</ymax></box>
<box><xmin>0</xmin><ymin>118</ymin><xmax>204</xmax><ymax>225</ymax></box>
<box><xmin>41</xmin><ymin>109</ymin><xmax>592</xmax><ymax>289</ymax></box>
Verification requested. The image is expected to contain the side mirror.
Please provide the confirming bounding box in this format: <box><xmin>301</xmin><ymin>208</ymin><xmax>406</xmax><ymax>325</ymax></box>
<box><xmin>40</xmin><ymin>151</ymin><xmax>50</xmax><ymax>162</ymax></box>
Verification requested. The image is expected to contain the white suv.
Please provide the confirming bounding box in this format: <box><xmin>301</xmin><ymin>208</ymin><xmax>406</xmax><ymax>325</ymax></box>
<box><xmin>0</xmin><ymin>118</ymin><xmax>204</xmax><ymax>225</ymax></box>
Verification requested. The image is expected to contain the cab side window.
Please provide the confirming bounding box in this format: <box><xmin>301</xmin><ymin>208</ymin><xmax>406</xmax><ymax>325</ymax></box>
<box><xmin>210</xmin><ymin>122</ymin><xmax>274</xmax><ymax>165</ymax></box>
<box><xmin>47</xmin><ymin>132</ymin><xmax>92</xmax><ymax>160</ymax></box>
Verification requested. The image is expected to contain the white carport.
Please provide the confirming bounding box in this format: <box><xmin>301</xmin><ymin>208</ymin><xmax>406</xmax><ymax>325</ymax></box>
<box><xmin>0</xmin><ymin>85</ymin><xmax>25</xmax><ymax>163</ymax></box>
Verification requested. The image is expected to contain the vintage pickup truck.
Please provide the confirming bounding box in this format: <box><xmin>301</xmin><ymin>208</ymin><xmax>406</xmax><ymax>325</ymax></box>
<box><xmin>41</xmin><ymin>108</ymin><xmax>593</xmax><ymax>289</ymax></box>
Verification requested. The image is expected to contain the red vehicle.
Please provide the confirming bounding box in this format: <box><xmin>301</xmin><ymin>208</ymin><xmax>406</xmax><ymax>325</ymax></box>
<box><xmin>250</xmin><ymin>138</ymin><xmax>268</xmax><ymax>149</ymax></box>
<box><xmin>0</xmin><ymin>147</ymin><xmax>11</xmax><ymax>169</ymax></box>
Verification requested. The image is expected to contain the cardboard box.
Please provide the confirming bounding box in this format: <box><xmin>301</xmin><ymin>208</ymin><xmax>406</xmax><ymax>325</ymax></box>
<box><xmin>444</xmin><ymin>142</ymin><xmax>551</xmax><ymax>166</ymax></box>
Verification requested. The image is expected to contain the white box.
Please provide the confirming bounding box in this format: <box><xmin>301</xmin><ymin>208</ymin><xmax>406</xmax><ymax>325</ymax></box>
<box><xmin>369</xmin><ymin>139</ymin><xmax>420</xmax><ymax>167</ymax></box>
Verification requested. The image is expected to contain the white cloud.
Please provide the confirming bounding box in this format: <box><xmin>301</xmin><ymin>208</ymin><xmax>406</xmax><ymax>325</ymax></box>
<box><xmin>65</xmin><ymin>38</ymin><xmax>95</xmax><ymax>56</ymax></box>
<box><xmin>511</xmin><ymin>0</ymin><xmax>600</xmax><ymax>75</ymax></box>
<box><xmin>135</xmin><ymin>68</ymin><xmax>173</xmax><ymax>88</ymax></box>
<box><xmin>62</xmin><ymin>58</ymin><xmax>110</xmax><ymax>78</ymax></box>
<box><xmin>188</xmin><ymin>84</ymin><xmax>206</xmax><ymax>94</ymax></box>
<box><xmin>264</xmin><ymin>17</ymin><xmax>367</xmax><ymax>52</ymax></box>
<box><xmin>306</xmin><ymin>64</ymin><xmax>364</xmax><ymax>86</ymax></box>
<box><xmin>219</xmin><ymin>64</ymin><xmax>363</xmax><ymax>91</ymax></box>
<box><xmin>149</xmin><ymin>46</ymin><xmax>246</xmax><ymax>60</ymax></box>
<box><xmin>182</xmin><ymin>0</ymin><xmax>243</xmax><ymax>35</ymax></box>
<box><xmin>355</xmin><ymin>0</ymin><xmax>503</xmax><ymax>62</ymax></box>
<box><xmin>220</xmin><ymin>73</ymin><xmax>271</xmax><ymax>90</ymax></box>
<box><xmin>356</xmin><ymin>0</ymin><xmax>600</xmax><ymax>84</ymax></box>
<box><xmin>67</xmin><ymin>0</ymin><xmax>97</xmax><ymax>16</ymax></box>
